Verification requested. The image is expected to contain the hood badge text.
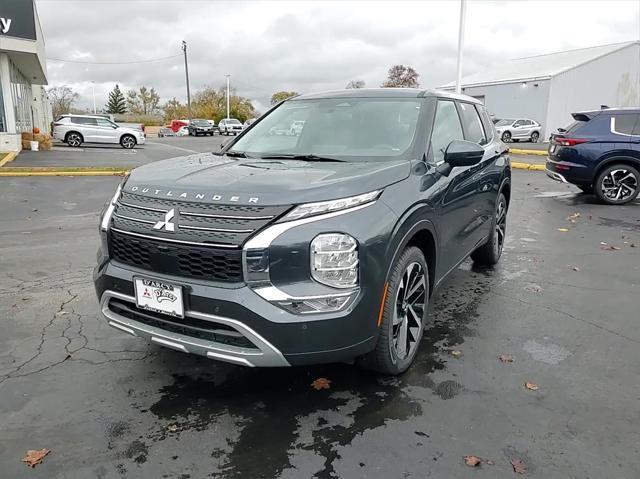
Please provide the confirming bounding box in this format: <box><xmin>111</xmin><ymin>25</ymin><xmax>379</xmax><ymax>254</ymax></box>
<box><xmin>129</xmin><ymin>186</ymin><xmax>259</xmax><ymax>204</ymax></box>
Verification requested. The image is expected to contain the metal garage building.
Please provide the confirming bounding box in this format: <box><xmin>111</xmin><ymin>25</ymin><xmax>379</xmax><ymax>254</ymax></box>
<box><xmin>440</xmin><ymin>41</ymin><xmax>640</xmax><ymax>140</ymax></box>
<box><xmin>0</xmin><ymin>0</ymin><xmax>51</xmax><ymax>152</ymax></box>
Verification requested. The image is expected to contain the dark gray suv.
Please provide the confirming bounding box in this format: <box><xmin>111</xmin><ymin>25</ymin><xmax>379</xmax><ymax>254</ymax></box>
<box><xmin>94</xmin><ymin>89</ymin><xmax>510</xmax><ymax>375</ymax></box>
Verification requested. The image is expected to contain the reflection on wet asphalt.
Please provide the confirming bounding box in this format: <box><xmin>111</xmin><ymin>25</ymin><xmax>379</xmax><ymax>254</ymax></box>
<box><xmin>105</xmin><ymin>265</ymin><xmax>494</xmax><ymax>479</ymax></box>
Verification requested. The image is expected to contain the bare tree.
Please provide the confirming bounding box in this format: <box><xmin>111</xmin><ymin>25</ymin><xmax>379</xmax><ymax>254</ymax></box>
<box><xmin>381</xmin><ymin>65</ymin><xmax>420</xmax><ymax>88</ymax></box>
<box><xmin>346</xmin><ymin>80</ymin><xmax>366</xmax><ymax>89</ymax></box>
<box><xmin>126</xmin><ymin>86</ymin><xmax>161</xmax><ymax>115</ymax></box>
<box><xmin>48</xmin><ymin>85</ymin><xmax>79</xmax><ymax>119</ymax></box>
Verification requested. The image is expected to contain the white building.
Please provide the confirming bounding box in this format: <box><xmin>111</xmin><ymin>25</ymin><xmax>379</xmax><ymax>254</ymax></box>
<box><xmin>441</xmin><ymin>41</ymin><xmax>640</xmax><ymax>139</ymax></box>
<box><xmin>0</xmin><ymin>0</ymin><xmax>51</xmax><ymax>152</ymax></box>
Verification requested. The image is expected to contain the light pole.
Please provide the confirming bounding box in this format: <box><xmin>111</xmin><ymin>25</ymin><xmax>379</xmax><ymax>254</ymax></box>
<box><xmin>225</xmin><ymin>74</ymin><xmax>230</xmax><ymax>119</ymax></box>
<box><xmin>455</xmin><ymin>0</ymin><xmax>467</xmax><ymax>94</ymax></box>
<box><xmin>91</xmin><ymin>81</ymin><xmax>96</xmax><ymax>114</ymax></box>
<box><xmin>182</xmin><ymin>40</ymin><xmax>192</xmax><ymax>120</ymax></box>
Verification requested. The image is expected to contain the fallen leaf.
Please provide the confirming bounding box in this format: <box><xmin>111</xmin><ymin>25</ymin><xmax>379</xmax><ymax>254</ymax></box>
<box><xmin>311</xmin><ymin>378</ymin><xmax>331</xmax><ymax>390</ymax></box>
<box><xmin>32</xmin><ymin>208</ymin><xmax>38</xmax><ymax>212</ymax></box>
<box><xmin>167</xmin><ymin>424</ymin><xmax>178</xmax><ymax>432</ymax></box>
<box><xmin>631</xmin><ymin>243</ymin><xmax>637</xmax><ymax>248</ymax></box>
<box><xmin>566</xmin><ymin>212</ymin><xmax>581</xmax><ymax>223</ymax></box>
<box><xmin>498</xmin><ymin>354</ymin><xmax>514</xmax><ymax>363</ymax></box>
<box><xmin>463</xmin><ymin>455</ymin><xmax>482</xmax><ymax>467</ymax></box>
<box><xmin>524</xmin><ymin>381</ymin><xmax>539</xmax><ymax>391</ymax></box>
<box><xmin>511</xmin><ymin>458</ymin><xmax>527</xmax><ymax>474</ymax></box>
<box><xmin>557</xmin><ymin>228</ymin><xmax>569</xmax><ymax>232</ymax></box>
<box><xmin>485</xmin><ymin>459</ymin><xmax>495</xmax><ymax>465</ymax></box>
<box><xmin>55</xmin><ymin>311</ymin><xmax>68</xmax><ymax>317</ymax></box>
<box><xmin>450</xmin><ymin>350</ymin><xmax>463</xmax><ymax>358</ymax></box>
<box><xmin>572</xmin><ymin>266</ymin><xmax>580</xmax><ymax>272</ymax></box>
<box><xmin>21</xmin><ymin>449</ymin><xmax>51</xmax><ymax>468</ymax></box>
<box><xmin>525</xmin><ymin>284</ymin><xmax>542</xmax><ymax>293</ymax></box>
<box><xmin>600</xmin><ymin>242</ymin><xmax>608</xmax><ymax>245</ymax></box>
<box><xmin>601</xmin><ymin>245</ymin><xmax>620</xmax><ymax>251</ymax></box>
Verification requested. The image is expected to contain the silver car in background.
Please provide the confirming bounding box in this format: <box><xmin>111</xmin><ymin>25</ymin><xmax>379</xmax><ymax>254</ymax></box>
<box><xmin>495</xmin><ymin>118</ymin><xmax>542</xmax><ymax>143</ymax></box>
<box><xmin>52</xmin><ymin>114</ymin><xmax>146</xmax><ymax>149</ymax></box>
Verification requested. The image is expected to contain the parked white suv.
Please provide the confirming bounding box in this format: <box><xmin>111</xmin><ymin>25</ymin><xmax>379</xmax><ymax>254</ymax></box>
<box><xmin>494</xmin><ymin>118</ymin><xmax>542</xmax><ymax>143</ymax></box>
<box><xmin>218</xmin><ymin>118</ymin><xmax>243</xmax><ymax>135</ymax></box>
<box><xmin>52</xmin><ymin>115</ymin><xmax>146</xmax><ymax>149</ymax></box>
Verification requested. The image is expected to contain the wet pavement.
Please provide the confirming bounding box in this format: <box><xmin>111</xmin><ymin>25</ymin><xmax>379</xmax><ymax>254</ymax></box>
<box><xmin>1</xmin><ymin>171</ymin><xmax>639</xmax><ymax>478</ymax></box>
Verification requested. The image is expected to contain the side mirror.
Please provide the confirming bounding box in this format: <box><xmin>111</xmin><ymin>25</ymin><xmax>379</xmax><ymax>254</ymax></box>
<box><xmin>444</xmin><ymin>140</ymin><xmax>484</xmax><ymax>168</ymax></box>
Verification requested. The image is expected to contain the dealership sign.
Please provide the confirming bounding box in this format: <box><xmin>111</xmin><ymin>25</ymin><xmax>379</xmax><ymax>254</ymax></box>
<box><xmin>0</xmin><ymin>1</ymin><xmax>36</xmax><ymax>40</ymax></box>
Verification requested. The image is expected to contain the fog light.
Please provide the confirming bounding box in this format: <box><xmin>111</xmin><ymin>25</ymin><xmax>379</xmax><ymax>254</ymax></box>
<box><xmin>311</xmin><ymin>233</ymin><xmax>359</xmax><ymax>288</ymax></box>
<box><xmin>276</xmin><ymin>294</ymin><xmax>353</xmax><ymax>314</ymax></box>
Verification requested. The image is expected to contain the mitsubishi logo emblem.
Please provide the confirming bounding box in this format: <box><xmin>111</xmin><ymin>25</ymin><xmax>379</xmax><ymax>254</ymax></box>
<box><xmin>153</xmin><ymin>208</ymin><xmax>176</xmax><ymax>232</ymax></box>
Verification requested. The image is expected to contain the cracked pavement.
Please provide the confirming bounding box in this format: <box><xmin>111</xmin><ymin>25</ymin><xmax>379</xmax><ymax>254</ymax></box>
<box><xmin>0</xmin><ymin>173</ymin><xmax>639</xmax><ymax>478</ymax></box>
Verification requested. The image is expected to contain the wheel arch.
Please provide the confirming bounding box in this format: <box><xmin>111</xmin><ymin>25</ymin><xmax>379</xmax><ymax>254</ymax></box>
<box><xmin>120</xmin><ymin>133</ymin><xmax>137</xmax><ymax>145</ymax></box>
<box><xmin>64</xmin><ymin>130</ymin><xmax>84</xmax><ymax>142</ymax></box>
<box><xmin>592</xmin><ymin>155</ymin><xmax>640</xmax><ymax>183</ymax></box>
<box><xmin>500</xmin><ymin>178</ymin><xmax>511</xmax><ymax>208</ymax></box>
<box><xmin>383</xmin><ymin>211</ymin><xmax>438</xmax><ymax>298</ymax></box>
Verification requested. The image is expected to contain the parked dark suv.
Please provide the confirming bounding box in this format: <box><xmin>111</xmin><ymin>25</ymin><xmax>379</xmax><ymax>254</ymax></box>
<box><xmin>546</xmin><ymin>108</ymin><xmax>640</xmax><ymax>204</ymax></box>
<box><xmin>94</xmin><ymin>89</ymin><xmax>511</xmax><ymax>375</ymax></box>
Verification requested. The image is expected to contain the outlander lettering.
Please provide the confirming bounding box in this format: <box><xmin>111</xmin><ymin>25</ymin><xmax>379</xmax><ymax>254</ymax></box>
<box><xmin>95</xmin><ymin>88</ymin><xmax>511</xmax><ymax>375</ymax></box>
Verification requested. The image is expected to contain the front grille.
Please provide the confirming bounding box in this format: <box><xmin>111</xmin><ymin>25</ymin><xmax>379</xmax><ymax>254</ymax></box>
<box><xmin>109</xmin><ymin>298</ymin><xmax>257</xmax><ymax>349</ymax></box>
<box><xmin>110</xmin><ymin>230</ymin><xmax>243</xmax><ymax>282</ymax></box>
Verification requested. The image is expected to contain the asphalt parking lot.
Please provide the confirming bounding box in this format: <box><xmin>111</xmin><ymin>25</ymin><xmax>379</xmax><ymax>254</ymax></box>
<box><xmin>1</xmin><ymin>170</ymin><xmax>638</xmax><ymax>478</ymax></box>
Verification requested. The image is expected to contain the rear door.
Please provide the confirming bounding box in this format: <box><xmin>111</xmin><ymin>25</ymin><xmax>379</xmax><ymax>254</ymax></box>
<box><xmin>73</xmin><ymin>117</ymin><xmax>99</xmax><ymax>142</ymax></box>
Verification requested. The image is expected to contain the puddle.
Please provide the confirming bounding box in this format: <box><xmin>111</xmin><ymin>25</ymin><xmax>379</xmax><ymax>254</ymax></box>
<box><xmin>523</xmin><ymin>340</ymin><xmax>571</xmax><ymax>365</ymax></box>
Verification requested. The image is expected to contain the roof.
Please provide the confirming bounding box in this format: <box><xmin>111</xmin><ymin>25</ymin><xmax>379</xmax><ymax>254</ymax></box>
<box><xmin>293</xmin><ymin>88</ymin><xmax>482</xmax><ymax>103</ymax></box>
<box><xmin>441</xmin><ymin>41</ymin><xmax>639</xmax><ymax>89</ymax></box>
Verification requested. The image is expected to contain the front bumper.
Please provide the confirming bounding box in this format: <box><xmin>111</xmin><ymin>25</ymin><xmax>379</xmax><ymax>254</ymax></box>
<box><xmin>94</xmin><ymin>261</ymin><xmax>378</xmax><ymax>367</ymax></box>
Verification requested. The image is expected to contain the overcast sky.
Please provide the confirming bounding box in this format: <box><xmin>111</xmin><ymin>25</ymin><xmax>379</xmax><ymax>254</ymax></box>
<box><xmin>36</xmin><ymin>0</ymin><xmax>640</xmax><ymax>113</ymax></box>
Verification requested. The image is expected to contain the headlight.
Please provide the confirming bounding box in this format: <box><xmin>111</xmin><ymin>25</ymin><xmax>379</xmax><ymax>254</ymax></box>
<box><xmin>284</xmin><ymin>190</ymin><xmax>380</xmax><ymax>221</ymax></box>
<box><xmin>311</xmin><ymin>233</ymin><xmax>358</xmax><ymax>288</ymax></box>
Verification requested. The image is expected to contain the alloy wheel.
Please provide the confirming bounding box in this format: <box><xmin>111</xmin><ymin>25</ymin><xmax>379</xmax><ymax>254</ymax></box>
<box><xmin>392</xmin><ymin>262</ymin><xmax>427</xmax><ymax>361</ymax></box>
<box><xmin>493</xmin><ymin>197</ymin><xmax>507</xmax><ymax>256</ymax></box>
<box><xmin>601</xmin><ymin>168</ymin><xmax>638</xmax><ymax>201</ymax></box>
<box><xmin>122</xmin><ymin>136</ymin><xmax>136</xmax><ymax>149</ymax></box>
<box><xmin>68</xmin><ymin>134</ymin><xmax>81</xmax><ymax>147</ymax></box>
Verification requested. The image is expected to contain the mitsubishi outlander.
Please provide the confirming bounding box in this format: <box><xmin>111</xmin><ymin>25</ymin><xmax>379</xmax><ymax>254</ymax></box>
<box><xmin>94</xmin><ymin>89</ymin><xmax>511</xmax><ymax>375</ymax></box>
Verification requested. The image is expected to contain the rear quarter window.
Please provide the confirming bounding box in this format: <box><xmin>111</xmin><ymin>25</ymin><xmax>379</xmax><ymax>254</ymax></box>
<box><xmin>612</xmin><ymin>114</ymin><xmax>640</xmax><ymax>136</ymax></box>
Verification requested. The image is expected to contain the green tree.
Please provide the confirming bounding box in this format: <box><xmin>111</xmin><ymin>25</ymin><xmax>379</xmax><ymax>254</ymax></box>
<box><xmin>126</xmin><ymin>86</ymin><xmax>161</xmax><ymax>115</ymax></box>
<box><xmin>270</xmin><ymin>90</ymin><xmax>298</xmax><ymax>105</ymax></box>
<box><xmin>105</xmin><ymin>84</ymin><xmax>126</xmax><ymax>114</ymax></box>
<box><xmin>163</xmin><ymin>97</ymin><xmax>188</xmax><ymax>120</ymax></box>
<box><xmin>48</xmin><ymin>85</ymin><xmax>79</xmax><ymax>119</ymax></box>
<box><xmin>381</xmin><ymin>65</ymin><xmax>420</xmax><ymax>88</ymax></box>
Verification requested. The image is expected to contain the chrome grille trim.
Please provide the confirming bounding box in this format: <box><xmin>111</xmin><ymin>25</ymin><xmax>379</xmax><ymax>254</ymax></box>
<box><xmin>180</xmin><ymin>211</ymin><xmax>275</xmax><ymax>220</ymax></box>
<box><xmin>180</xmin><ymin>224</ymin><xmax>254</xmax><ymax>233</ymax></box>
<box><xmin>110</xmin><ymin>227</ymin><xmax>240</xmax><ymax>249</ymax></box>
<box><xmin>119</xmin><ymin>200</ymin><xmax>168</xmax><ymax>213</ymax></box>
<box><xmin>113</xmin><ymin>212</ymin><xmax>156</xmax><ymax>225</ymax></box>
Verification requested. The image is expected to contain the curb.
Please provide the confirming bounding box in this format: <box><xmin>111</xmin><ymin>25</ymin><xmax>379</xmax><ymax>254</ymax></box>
<box><xmin>511</xmin><ymin>162</ymin><xmax>545</xmax><ymax>171</ymax></box>
<box><xmin>0</xmin><ymin>152</ymin><xmax>18</xmax><ymax>167</ymax></box>
<box><xmin>0</xmin><ymin>167</ymin><xmax>129</xmax><ymax>177</ymax></box>
<box><xmin>509</xmin><ymin>148</ymin><xmax>548</xmax><ymax>156</ymax></box>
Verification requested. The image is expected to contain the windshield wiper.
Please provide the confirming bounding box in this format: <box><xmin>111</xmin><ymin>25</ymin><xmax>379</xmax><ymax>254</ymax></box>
<box><xmin>259</xmin><ymin>154</ymin><xmax>344</xmax><ymax>162</ymax></box>
<box><xmin>225</xmin><ymin>150</ymin><xmax>251</xmax><ymax>158</ymax></box>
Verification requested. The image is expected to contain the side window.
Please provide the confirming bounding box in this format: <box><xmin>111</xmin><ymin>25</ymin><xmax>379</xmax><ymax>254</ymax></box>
<box><xmin>458</xmin><ymin>102</ymin><xmax>487</xmax><ymax>145</ymax></box>
<box><xmin>612</xmin><ymin>114</ymin><xmax>640</xmax><ymax>136</ymax></box>
<box><xmin>430</xmin><ymin>100</ymin><xmax>464</xmax><ymax>164</ymax></box>
<box><xmin>476</xmin><ymin>105</ymin><xmax>495</xmax><ymax>142</ymax></box>
<box><xmin>96</xmin><ymin>118</ymin><xmax>114</xmax><ymax>128</ymax></box>
<box><xmin>73</xmin><ymin>117</ymin><xmax>96</xmax><ymax>126</ymax></box>
<box><xmin>513</xmin><ymin>120</ymin><xmax>524</xmax><ymax>127</ymax></box>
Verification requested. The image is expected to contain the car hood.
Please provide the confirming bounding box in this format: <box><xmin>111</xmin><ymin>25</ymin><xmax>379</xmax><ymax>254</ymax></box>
<box><xmin>124</xmin><ymin>153</ymin><xmax>411</xmax><ymax>206</ymax></box>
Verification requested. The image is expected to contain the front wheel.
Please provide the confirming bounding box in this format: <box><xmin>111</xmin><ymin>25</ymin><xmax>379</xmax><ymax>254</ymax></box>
<box><xmin>359</xmin><ymin>246</ymin><xmax>429</xmax><ymax>375</ymax></box>
<box><xmin>530</xmin><ymin>131</ymin><xmax>539</xmax><ymax>142</ymax></box>
<box><xmin>471</xmin><ymin>192</ymin><xmax>507</xmax><ymax>266</ymax></box>
<box><xmin>66</xmin><ymin>132</ymin><xmax>83</xmax><ymax>147</ymax></box>
<box><xmin>595</xmin><ymin>163</ymin><xmax>639</xmax><ymax>205</ymax></box>
<box><xmin>501</xmin><ymin>131</ymin><xmax>511</xmax><ymax>142</ymax></box>
<box><xmin>120</xmin><ymin>135</ymin><xmax>136</xmax><ymax>149</ymax></box>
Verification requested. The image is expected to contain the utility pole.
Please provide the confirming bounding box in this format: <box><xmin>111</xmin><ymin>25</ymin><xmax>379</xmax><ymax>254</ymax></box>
<box><xmin>455</xmin><ymin>0</ymin><xmax>467</xmax><ymax>94</ymax></box>
<box><xmin>225</xmin><ymin>74</ymin><xmax>230</xmax><ymax>119</ymax></box>
<box><xmin>182</xmin><ymin>40</ymin><xmax>192</xmax><ymax>120</ymax></box>
<box><xmin>91</xmin><ymin>81</ymin><xmax>96</xmax><ymax>114</ymax></box>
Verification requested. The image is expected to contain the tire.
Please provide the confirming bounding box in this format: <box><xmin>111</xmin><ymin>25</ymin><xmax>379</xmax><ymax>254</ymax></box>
<box><xmin>530</xmin><ymin>132</ymin><xmax>539</xmax><ymax>142</ymax></box>
<box><xmin>471</xmin><ymin>192</ymin><xmax>507</xmax><ymax>266</ymax></box>
<box><xmin>577</xmin><ymin>185</ymin><xmax>593</xmax><ymax>194</ymax></box>
<box><xmin>359</xmin><ymin>246</ymin><xmax>429</xmax><ymax>375</ymax></box>
<box><xmin>120</xmin><ymin>135</ymin><xmax>136</xmax><ymax>149</ymax></box>
<box><xmin>66</xmin><ymin>132</ymin><xmax>83</xmax><ymax>147</ymax></box>
<box><xmin>594</xmin><ymin>163</ymin><xmax>639</xmax><ymax>205</ymax></box>
<box><xmin>501</xmin><ymin>131</ymin><xmax>511</xmax><ymax>142</ymax></box>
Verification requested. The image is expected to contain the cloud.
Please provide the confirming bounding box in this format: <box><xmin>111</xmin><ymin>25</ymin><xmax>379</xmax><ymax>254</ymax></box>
<box><xmin>36</xmin><ymin>0</ymin><xmax>639</xmax><ymax>110</ymax></box>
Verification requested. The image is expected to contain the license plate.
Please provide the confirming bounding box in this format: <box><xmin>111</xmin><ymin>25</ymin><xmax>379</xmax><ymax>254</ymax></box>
<box><xmin>134</xmin><ymin>278</ymin><xmax>184</xmax><ymax>318</ymax></box>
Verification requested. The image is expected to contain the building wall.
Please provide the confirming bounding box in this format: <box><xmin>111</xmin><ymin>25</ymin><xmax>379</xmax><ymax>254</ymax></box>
<box><xmin>546</xmin><ymin>44</ymin><xmax>640</xmax><ymax>137</ymax></box>
<box><xmin>460</xmin><ymin>80</ymin><xmax>551</xmax><ymax>136</ymax></box>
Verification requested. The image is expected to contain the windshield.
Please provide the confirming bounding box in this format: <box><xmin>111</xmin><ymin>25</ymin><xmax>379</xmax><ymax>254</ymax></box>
<box><xmin>227</xmin><ymin>119</ymin><xmax>241</xmax><ymax>125</ymax></box>
<box><xmin>496</xmin><ymin>119</ymin><xmax>515</xmax><ymax>126</ymax></box>
<box><xmin>230</xmin><ymin>98</ymin><xmax>421</xmax><ymax>161</ymax></box>
<box><xmin>192</xmin><ymin>120</ymin><xmax>209</xmax><ymax>125</ymax></box>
